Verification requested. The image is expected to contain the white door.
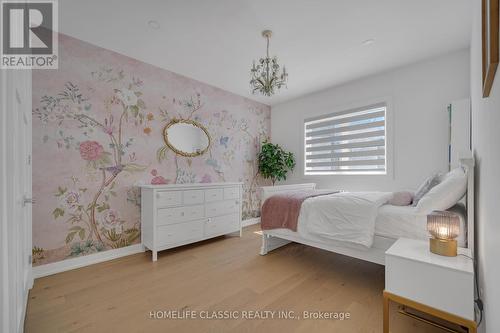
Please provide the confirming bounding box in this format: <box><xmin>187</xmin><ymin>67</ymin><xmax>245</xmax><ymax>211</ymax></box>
<box><xmin>16</xmin><ymin>69</ymin><xmax>34</xmax><ymax>331</ymax></box>
<box><xmin>0</xmin><ymin>68</ymin><xmax>33</xmax><ymax>333</ymax></box>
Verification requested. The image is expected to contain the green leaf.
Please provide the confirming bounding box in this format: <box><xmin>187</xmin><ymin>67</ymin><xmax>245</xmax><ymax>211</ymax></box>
<box><xmin>53</xmin><ymin>207</ymin><xmax>65</xmax><ymax>219</ymax></box>
<box><xmin>67</xmin><ymin>215</ymin><xmax>80</xmax><ymax>224</ymax></box>
<box><xmin>78</xmin><ymin>228</ymin><xmax>85</xmax><ymax>240</ymax></box>
<box><xmin>157</xmin><ymin>146</ymin><xmax>168</xmax><ymax>163</ymax></box>
<box><xmin>55</xmin><ymin>186</ymin><xmax>67</xmax><ymax>197</ymax></box>
<box><xmin>65</xmin><ymin>231</ymin><xmax>76</xmax><ymax>244</ymax></box>
<box><xmin>96</xmin><ymin>202</ymin><xmax>110</xmax><ymax>213</ymax></box>
<box><xmin>122</xmin><ymin>163</ymin><xmax>147</xmax><ymax>173</ymax></box>
<box><xmin>129</xmin><ymin>105</ymin><xmax>139</xmax><ymax>117</ymax></box>
<box><xmin>97</xmin><ymin>152</ymin><xmax>112</xmax><ymax>165</ymax></box>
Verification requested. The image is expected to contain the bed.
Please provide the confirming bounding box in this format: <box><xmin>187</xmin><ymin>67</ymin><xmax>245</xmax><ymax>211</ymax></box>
<box><xmin>259</xmin><ymin>156</ymin><xmax>475</xmax><ymax>265</ymax></box>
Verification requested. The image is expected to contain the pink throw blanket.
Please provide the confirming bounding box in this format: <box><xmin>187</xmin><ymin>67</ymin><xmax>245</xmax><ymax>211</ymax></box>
<box><xmin>261</xmin><ymin>190</ymin><xmax>340</xmax><ymax>231</ymax></box>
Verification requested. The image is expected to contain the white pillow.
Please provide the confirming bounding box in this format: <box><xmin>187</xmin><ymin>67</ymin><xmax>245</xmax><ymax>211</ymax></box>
<box><xmin>416</xmin><ymin>167</ymin><xmax>467</xmax><ymax>213</ymax></box>
<box><xmin>411</xmin><ymin>173</ymin><xmax>442</xmax><ymax>207</ymax></box>
<box><xmin>388</xmin><ymin>191</ymin><xmax>414</xmax><ymax>206</ymax></box>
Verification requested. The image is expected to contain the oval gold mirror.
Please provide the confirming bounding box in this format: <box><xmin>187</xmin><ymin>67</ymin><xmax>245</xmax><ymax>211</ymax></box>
<box><xmin>162</xmin><ymin>119</ymin><xmax>211</xmax><ymax>157</ymax></box>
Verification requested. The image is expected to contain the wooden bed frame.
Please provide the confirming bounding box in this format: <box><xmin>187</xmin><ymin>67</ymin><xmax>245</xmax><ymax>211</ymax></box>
<box><xmin>259</xmin><ymin>156</ymin><xmax>475</xmax><ymax>265</ymax></box>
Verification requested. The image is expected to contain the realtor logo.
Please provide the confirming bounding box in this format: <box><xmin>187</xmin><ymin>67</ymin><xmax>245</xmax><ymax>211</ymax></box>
<box><xmin>1</xmin><ymin>0</ymin><xmax>58</xmax><ymax>69</ymax></box>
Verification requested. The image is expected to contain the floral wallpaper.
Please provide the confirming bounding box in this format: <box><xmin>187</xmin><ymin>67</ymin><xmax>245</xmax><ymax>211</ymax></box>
<box><xmin>32</xmin><ymin>34</ymin><xmax>270</xmax><ymax>266</ymax></box>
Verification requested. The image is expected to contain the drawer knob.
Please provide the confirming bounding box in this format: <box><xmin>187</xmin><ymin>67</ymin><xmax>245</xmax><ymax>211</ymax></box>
<box><xmin>207</xmin><ymin>218</ymin><xmax>212</xmax><ymax>222</ymax></box>
<box><xmin>181</xmin><ymin>212</ymin><xmax>185</xmax><ymax>216</ymax></box>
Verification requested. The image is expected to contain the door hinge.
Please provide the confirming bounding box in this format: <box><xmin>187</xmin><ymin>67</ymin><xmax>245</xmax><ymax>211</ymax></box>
<box><xmin>22</xmin><ymin>196</ymin><xmax>35</xmax><ymax>207</ymax></box>
<box><xmin>28</xmin><ymin>255</ymin><xmax>32</xmax><ymax>265</ymax></box>
<box><xmin>27</xmin><ymin>154</ymin><xmax>31</xmax><ymax>165</ymax></box>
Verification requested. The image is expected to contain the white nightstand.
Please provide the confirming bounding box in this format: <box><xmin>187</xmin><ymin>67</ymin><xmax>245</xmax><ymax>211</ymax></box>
<box><xmin>383</xmin><ymin>238</ymin><xmax>476</xmax><ymax>333</ymax></box>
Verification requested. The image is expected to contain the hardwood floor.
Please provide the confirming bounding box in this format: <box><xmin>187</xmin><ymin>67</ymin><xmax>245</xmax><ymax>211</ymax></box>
<box><xmin>26</xmin><ymin>225</ymin><xmax>448</xmax><ymax>333</ymax></box>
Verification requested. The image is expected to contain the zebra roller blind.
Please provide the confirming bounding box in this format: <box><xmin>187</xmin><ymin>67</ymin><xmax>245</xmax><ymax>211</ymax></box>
<box><xmin>304</xmin><ymin>103</ymin><xmax>387</xmax><ymax>175</ymax></box>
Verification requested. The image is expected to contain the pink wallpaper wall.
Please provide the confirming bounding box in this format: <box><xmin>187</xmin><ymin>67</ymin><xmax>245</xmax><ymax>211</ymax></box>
<box><xmin>32</xmin><ymin>34</ymin><xmax>270</xmax><ymax>266</ymax></box>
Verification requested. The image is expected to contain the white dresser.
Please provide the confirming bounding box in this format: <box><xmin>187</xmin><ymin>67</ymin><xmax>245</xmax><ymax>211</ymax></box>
<box><xmin>140</xmin><ymin>182</ymin><xmax>243</xmax><ymax>261</ymax></box>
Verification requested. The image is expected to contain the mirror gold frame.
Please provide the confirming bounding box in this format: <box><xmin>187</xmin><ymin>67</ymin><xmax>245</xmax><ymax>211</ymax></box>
<box><xmin>162</xmin><ymin>118</ymin><xmax>211</xmax><ymax>157</ymax></box>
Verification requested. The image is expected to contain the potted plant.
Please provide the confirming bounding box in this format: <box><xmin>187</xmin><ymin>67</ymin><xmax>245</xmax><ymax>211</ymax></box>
<box><xmin>258</xmin><ymin>141</ymin><xmax>296</xmax><ymax>185</ymax></box>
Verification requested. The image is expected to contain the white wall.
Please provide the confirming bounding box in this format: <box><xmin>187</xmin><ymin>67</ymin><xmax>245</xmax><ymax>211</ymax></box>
<box><xmin>271</xmin><ymin>49</ymin><xmax>470</xmax><ymax>192</ymax></box>
<box><xmin>470</xmin><ymin>1</ymin><xmax>500</xmax><ymax>332</ymax></box>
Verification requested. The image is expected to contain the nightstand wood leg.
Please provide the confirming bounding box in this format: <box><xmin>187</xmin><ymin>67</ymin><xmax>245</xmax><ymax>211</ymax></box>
<box><xmin>383</xmin><ymin>292</ymin><xmax>390</xmax><ymax>333</ymax></box>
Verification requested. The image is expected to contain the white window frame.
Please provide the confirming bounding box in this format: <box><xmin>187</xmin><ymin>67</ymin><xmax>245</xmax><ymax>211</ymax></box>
<box><xmin>302</xmin><ymin>99</ymin><xmax>393</xmax><ymax>177</ymax></box>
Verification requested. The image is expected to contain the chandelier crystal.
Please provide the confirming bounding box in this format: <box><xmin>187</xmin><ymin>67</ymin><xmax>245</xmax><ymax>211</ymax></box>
<box><xmin>250</xmin><ymin>30</ymin><xmax>288</xmax><ymax>96</ymax></box>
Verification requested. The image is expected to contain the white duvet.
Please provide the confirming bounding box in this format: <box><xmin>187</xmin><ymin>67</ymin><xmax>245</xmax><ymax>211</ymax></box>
<box><xmin>297</xmin><ymin>192</ymin><xmax>393</xmax><ymax>247</ymax></box>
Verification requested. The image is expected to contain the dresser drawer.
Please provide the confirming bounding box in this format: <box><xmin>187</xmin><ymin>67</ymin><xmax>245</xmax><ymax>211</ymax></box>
<box><xmin>205</xmin><ymin>214</ymin><xmax>240</xmax><ymax>237</ymax></box>
<box><xmin>157</xmin><ymin>205</ymin><xmax>204</xmax><ymax>225</ymax></box>
<box><xmin>205</xmin><ymin>200</ymin><xmax>239</xmax><ymax>217</ymax></box>
<box><xmin>156</xmin><ymin>190</ymin><xmax>182</xmax><ymax>207</ymax></box>
<box><xmin>156</xmin><ymin>220</ymin><xmax>204</xmax><ymax>247</ymax></box>
<box><xmin>183</xmin><ymin>190</ymin><xmax>204</xmax><ymax>205</ymax></box>
<box><xmin>223</xmin><ymin>187</ymin><xmax>239</xmax><ymax>200</ymax></box>
<box><xmin>205</xmin><ymin>188</ymin><xmax>223</xmax><ymax>202</ymax></box>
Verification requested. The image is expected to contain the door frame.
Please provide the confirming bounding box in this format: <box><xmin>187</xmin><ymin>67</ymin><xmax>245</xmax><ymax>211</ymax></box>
<box><xmin>1</xmin><ymin>65</ymin><xmax>11</xmax><ymax>333</ymax></box>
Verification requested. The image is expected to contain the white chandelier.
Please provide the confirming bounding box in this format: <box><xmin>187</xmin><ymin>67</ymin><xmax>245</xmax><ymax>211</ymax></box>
<box><xmin>250</xmin><ymin>30</ymin><xmax>288</xmax><ymax>96</ymax></box>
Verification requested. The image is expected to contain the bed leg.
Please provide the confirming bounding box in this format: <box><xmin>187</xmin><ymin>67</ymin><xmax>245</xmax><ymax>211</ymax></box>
<box><xmin>260</xmin><ymin>234</ymin><xmax>269</xmax><ymax>255</ymax></box>
<box><xmin>260</xmin><ymin>234</ymin><xmax>292</xmax><ymax>255</ymax></box>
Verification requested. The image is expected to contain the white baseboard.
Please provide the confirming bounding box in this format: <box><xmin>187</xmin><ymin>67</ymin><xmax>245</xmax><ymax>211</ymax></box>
<box><xmin>34</xmin><ymin>220</ymin><xmax>260</xmax><ymax>279</ymax></box>
<box><xmin>242</xmin><ymin>217</ymin><xmax>260</xmax><ymax>227</ymax></box>
<box><xmin>33</xmin><ymin>244</ymin><xmax>144</xmax><ymax>279</ymax></box>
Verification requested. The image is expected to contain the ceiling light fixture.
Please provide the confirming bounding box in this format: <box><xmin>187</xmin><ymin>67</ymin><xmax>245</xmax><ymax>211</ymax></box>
<box><xmin>148</xmin><ymin>20</ymin><xmax>160</xmax><ymax>30</ymax></box>
<box><xmin>362</xmin><ymin>38</ymin><xmax>376</xmax><ymax>46</ymax></box>
<box><xmin>250</xmin><ymin>30</ymin><xmax>288</xmax><ymax>97</ymax></box>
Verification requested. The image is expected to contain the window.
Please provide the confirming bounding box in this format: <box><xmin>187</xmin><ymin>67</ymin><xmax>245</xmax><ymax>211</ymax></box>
<box><xmin>304</xmin><ymin>102</ymin><xmax>387</xmax><ymax>175</ymax></box>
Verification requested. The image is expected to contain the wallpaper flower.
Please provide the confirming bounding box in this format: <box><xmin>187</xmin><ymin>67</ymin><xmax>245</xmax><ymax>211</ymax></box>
<box><xmin>32</xmin><ymin>34</ymin><xmax>271</xmax><ymax>266</ymax></box>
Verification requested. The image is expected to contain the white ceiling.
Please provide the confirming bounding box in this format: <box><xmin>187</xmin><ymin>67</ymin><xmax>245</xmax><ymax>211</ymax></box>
<box><xmin>59</xmin><ymin>0</ymin><xmax>472</xmax><ymax>106</ymax></box>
